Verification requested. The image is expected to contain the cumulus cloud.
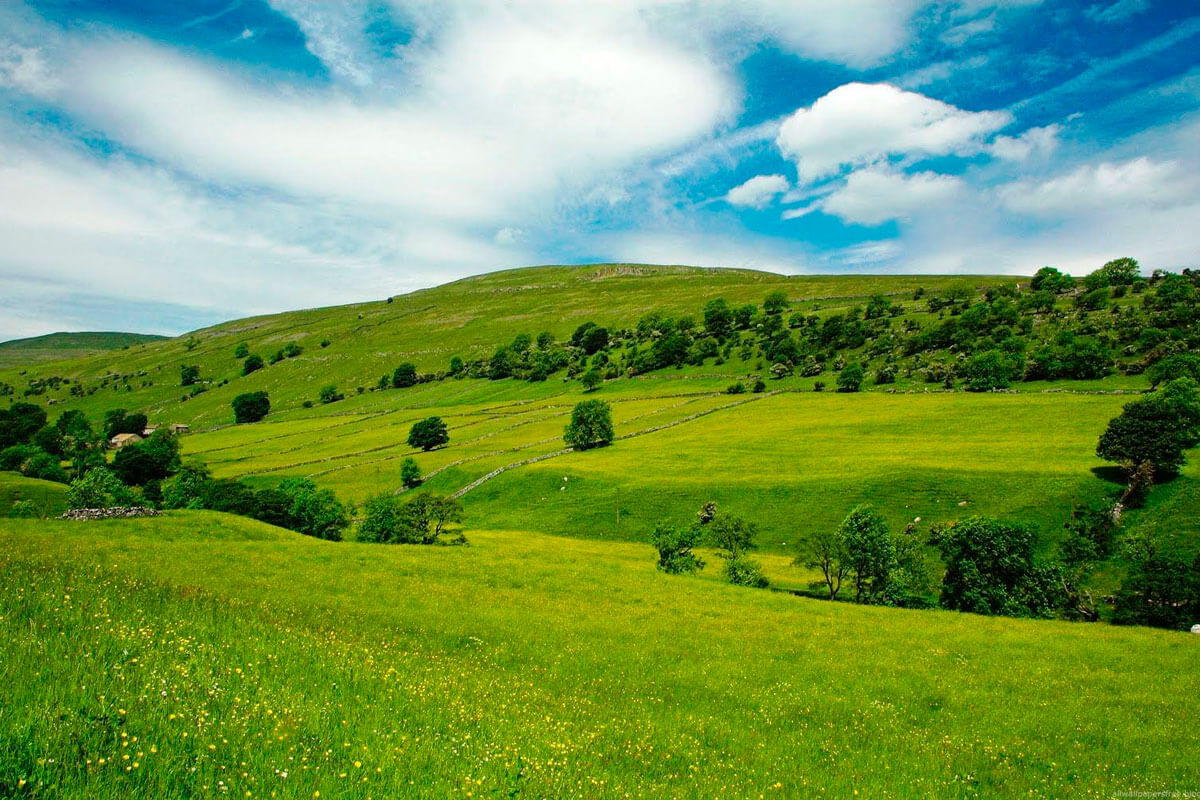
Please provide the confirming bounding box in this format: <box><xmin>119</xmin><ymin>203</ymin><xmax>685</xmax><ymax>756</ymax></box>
<box><xmin>724</xmin><ymin>174</ymin><xmax>789</xmax><ymax>209</ymax></box>
<box><xmin>999</xmin><ymin>156</ymin><xmax>1195</xmax><ymax>216</ymax></box>
<box><xmin>776</xmin><ymin>83</ymin><xmax>1010</xmax><ymax>183</ymax></box>
<box><xmin>990</xmin><ymin>124</ymin><xmax>1060</xmax><ymax>161</ymax></box>
<box><xmin>0</xmin><ymin>44</ymin><xmax>59</xmax><ymax>96</ymax></box>
<box><xmin>820</xmin><ymin>167</ymin><xmax>965</xmax><ymax>225</ymax></box>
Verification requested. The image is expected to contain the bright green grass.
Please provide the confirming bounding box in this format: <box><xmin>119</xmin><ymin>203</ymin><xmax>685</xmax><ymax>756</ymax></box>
<box><xmin>1</xmin><ymin>513</ymin><xmax>1196</xmax><ymax>799</ymax></box>
<box><xmin>0</xmin><ymin>472</ymin><xmax>67</xmax><ymax>518</ymax></box>
<box><xmin>0</xmin><ymin>331</ymin><xmax>165</xmax><ymax>369</ymax></box>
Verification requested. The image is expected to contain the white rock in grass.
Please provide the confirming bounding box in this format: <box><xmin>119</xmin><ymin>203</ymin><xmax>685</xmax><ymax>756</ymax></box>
<box><xmin>1192</xmin><ymin>624</ymin><xmax>1200</xmax><ymax>635</ymax></box>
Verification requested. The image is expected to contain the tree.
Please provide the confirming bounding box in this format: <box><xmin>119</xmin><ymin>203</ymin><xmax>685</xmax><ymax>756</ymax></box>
<box><xmin>710</xmin><ymin>514</ymin><xmax>758</xmax><ymax>559</ymax></box>
<box><xmin>277</xmin><ymin>478</ymin><xmax>349</xmax><ymax>541</ymax></box>
<box><xmin>798</xmin><ymin>525</ymin><xmax>851</xmax><ymax>600</ymax></box>
<box><xmin>1146</xmin><ymin>353</ymin><xmax>1200</xmax><ymax>388</ymax></box>
<box><xmin>0</xmin><ymin>402</ymin><xmax>48</xmax><ymax>449</ymax></box>
<box><xmin>1030</xmin><ymin>266</ymin><xmax>1073</xmax><ymax>294</ymax></box>
<box><xmin>933</xmin><ymin>516</ymin><xmax>1064</xmax><ymax>618</ymax></box>
<box><xmin>360</xmin><ymin>492</ymin><xmax>464</xmax><ymax>545</ymax></box>
<box><xmin>703</xmin><ymin>298</ymin><xmax>733</xmax><ymax>339</ymax></box>
<box><xmin>763</xmin><ymin>290</ymin><xmax>790</xmax><ymax>315</ymax></box>
<box><xmin>234</xmin><ymin>341</ymin><xmax>250</xmax><ymax>358</ymax></box>
<box><xmin>400</xmin><ymin>457</ymin><xmax>422</xmax><ymax>489</ymax></box>
<box><xmin>563</xmin><ymin>400</ymin><xmax>614</xmax><ymax>450</ymax></box>
<box><xmin>232</xmin><ymin>391</ymin><xmax>271</xmax><ymax>423</ymax></box>
<box><xmin>318</xmin><ymin>385</ymin><xmax>344</xmax><ymax>404</ymax></box>
<box><xmin>1083</xmin><ymin>257</ymin><xmax>1140</xmax><ymax>290</ymax></box>
<box><xmin>242</xmin><ymin>354</ymin><xmax>264</xmax><ymax>375</ymax></box>
<box><xmin>836</xmin><ymin>363</ymin><xmax>864</xmax><ymax>393</ymax></box>
<box><xmin>66</xmin><ymin>467</ymin><xmax>137</xmax><ymax>508</ymax></box>
<box><xmin>180</xmin><ymin>364</ymin><xmax>201</xmax><ymax>387</ymax></box>
<box><xmin>408</xmin><ymin>416</ymin><xmax>449</xmax><ymax>451</ymax></box>
<box><xmin>579</xmin><ymin>326</ymin><xmax>609</xmax><ymax>355</ymax></box>
<box><xmin>724</xmin><ymin>554</ymin><xmax>769</xmax><ymax>588</ymax></box>
<box><xmin>1113</xmin><ymin>549</ymin><xmax>1199</xmax><ymax>631</ymax></box>
<box><xmin>581</xmin><ymin>369</ymin><xmax>603</xmax><ymax>392</ymax></box>
<box><xmin>103</xmin><ymin>409</ymin><xmax>147</xmax><ymax>440</ymax></box>
<box><xmin>449</xmin><ymin>356</ymin><xmax>465</xmax><ymax>376</ymax></box>
<box><xmin>839</xmin><ymin>505</ymin><xmax>896</xmax><ymax>604</ymax></box>
<box><xmin>651</xmin><ymin>522</ymin><xmax>705</xmax><ymax>574</ymax></box>
<box><xmin>111</xmin><ymin>431</ymin><xmax>181</xmax><ymax>486</ymax></box>
<box><xmin>963</xmin><ymin>349</ymin><xmax>1016</xmax><ymax>391</ymax></box>
<box><xmin>392</xmin><ymin>363</ymin><xmax>418</xmax><ymax>388</ymax></box>
<box><xmin>1096</xmin><ymin>378</ymin><xmax>1200</xmax><ymax>476</ymax></box>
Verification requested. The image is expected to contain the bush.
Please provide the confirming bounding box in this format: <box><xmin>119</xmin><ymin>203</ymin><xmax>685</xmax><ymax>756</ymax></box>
<box><xmin>392</xmin><ymin>363</ymin><xmax>418</xmax><ymax>388</ymax></box>
<box><xmin>112</xmin><ymin>431</ymin><xmax>181</xmax><ymax>486</ymax></box>
<box><xmin>66</xmin><ymin>467</ymin><xmax>137</xmax><ymax>508</ymax></box>
<box><xmin>1113</xmin><ymin>550</ymin><xmax>1199</xmax><ymax>630</ymax></box>
<box><xmin>963</xmin><ymin>349</ymin><xmax>1016</xmax><ymax>391</ymax></box>
<box><xmin>232</xmin><ymin>391</ymin><xmax>271</xmax><ymax>423</ymax></box>
<box><xmin>724</xmin><ymin>554</ymin><xmax>769</xmax><ymax>588</ymax></box>
<box><xmin>318</xmin><ymin>385</ymin><xmax>344</xmax><ymax>404</ymax></box>
<box><xmin>360</xmin><ymin>492</ymin><xmax>464</xmax><ymax>545</ymax></box>
<box><xmin>836</xmin><ymin>363</ymin><xmax>864</xmax><ymax>393</ymax></box>
<box><xmin>408</xmin><ymin>417</ymin><xmax>450</xmax><ymax>451</ymax></box>
<box><xmin>726</xmin><ymin>382</ymin><xmax>745</xmax><ymax>395</ymax></box>
<box><xmin>752</xmin><ymin>379</ymin><xmax>766</xmax><ymax>393</ymax></box>
<box><xmin>180</xmin><ymin>365</ymin><xmax>201</xmax><ymax>387</ymax></box>
<box><xmin>242</xmin><ymin>354</ymin><xmax>264</xmax><ymax>375</ymax></box>
<box><xmin>234</xmin><ymin>342</ymin><xmax>250</xmax><ymax>358</ymax></box>
<box><xmin>651</xmin><ymin>523</ymin><xmax>705</xmax><ymax>574</ymax></box>
<box><xmin>276</xmin><ymin>478</ymin><xmax>349</xmax><ymax>541</ymax></box>
<box><xmin>874</xmin><ymin>365</ymin><xmax>896</xmax><ymax>385</ymax></box>
<box><xmin>0</xmin><ymin>402</ymin><xmax>48</xmax><ymax>449</ymax></box>
<box><xmin>564</xmin><ymin>400</ymin><xmax>614</xmax><ymax>450</ymax></box>
<box><xmin>400</xmin><ymin>457</ymin><xmax>422</xmax><ymax>489</ymax></box>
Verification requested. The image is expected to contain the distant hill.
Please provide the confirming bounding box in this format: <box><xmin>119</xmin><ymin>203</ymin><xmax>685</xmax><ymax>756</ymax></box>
<box><xmin>0</xmin><ymin>331</ymin><xmax>167</xmax><ymax>369</ymax></box>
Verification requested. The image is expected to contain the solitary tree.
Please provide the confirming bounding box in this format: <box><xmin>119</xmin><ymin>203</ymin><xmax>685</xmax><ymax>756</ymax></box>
<box><xmin>1096</xmin><ymin>378</ymin><xmax>1200</xmax><ymax>477</ymax></box>
<box><xmin>400</xmin><ymin>456</ymin><xmax>422</xmax><ymax>489</ymax></box>
<box><xmin>232</xmin><ymin>391</ymin><xmax>271</xmax><ymax>423</ymax></box>
<box><xmin>798</xmin><ymin>524</ymin><xmax>851</xmax><ymax>600</ymax></box>
<box><xmin>763</xmin><ymin>290</ymin><xmax>790</xmax><ymax>315</ymax></box>
<box><xmin>581</xmin><ymin>369</ymin><xmax>603</xmax><ymax>392</ymax></box>
<box><xmin>564</xmin><ymin>400</ymin><xmax>614</xmax><ymax>450</ymax></box>
<box><xmin>242</xmin><ymin>354</ymin><xmax>264</xmax><ymax>375</ymax></box>
<box><xmin>361</xmin><ymin>493</ymin><xmax>463</xmax><ymax>545</ymax></box>
<box><xmin>651</xmin><ymin>522</ymin><xmax>705</xmax><ymax>574</ymax></box>
<box><xmin>836</xmin><ymin>363</ymin><xmax>864</xmax><ymax>393</ymax></box>
<box><xmin>408</xmin><ymin>416</ymin><xmax>450</xmax><ymax>451</ymax></box>
<box><xmin>180</xmin><ymin>364</ymin><xmax>201</xmax><ymax>387</ymax></box>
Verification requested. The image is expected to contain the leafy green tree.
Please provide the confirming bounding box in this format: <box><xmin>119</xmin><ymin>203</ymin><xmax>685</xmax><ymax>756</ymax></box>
<box><xmin>798</xmin><ymin>524</ymin><xmax>851</xmax><ymax>600</ymax></box>
<box><xmin>103</xmin><ymin>409</ymin><xmax>147</xmax><ymax>440</ymax></box>
<box><xmin>112</xmin><ymin>431</ymin><xmax>181</xmax><ymax>486</ymax></box>
<box><xmin>1146</xmin><ymin>353</ymin><xmax>1200</xmax><ymax>388</ymax></box>
<box><xmin>836</xmin><ymin>363</ymin><xmax>864</xmax><ymax>393</ymax></box>
<box><xmin>763</xmin><ymin>290</ymin><xmax>789</xmax><ymax>315</ymax></box>
<box><xmin>724</xmin><ymin>554</ymin><xmax>769</xmax><ymax>588</ymax></box>
<box><xmin>710</xmin><ymin>514</ymin><xmax>758</xmax><ymax>559</ymax></box>
<box><xmin>732</xmin><ymin>304</ymin><xmax>756</xmax><ymax>330</ymax></box>
<box><xmin>564</xmin><ymin>400</ymin><xmax>614</xmax><ymax>450</ymax></box>
<box><xmin>400</xmin><ymin>457</ymin><xmax>422</xmax><ymax>489</ymax></box>
<box><xmin>234</xmin><ymin>341</ymin><xmax>250</xmax><ymax>358</ymax></box>
<box><xmin>408</xmin><ymin>416</ymin><xmax>450</xmax><ymax>451</ymax></box>
<box><xmin>361</xmin><ymin>492</ymin><xmax>463</xmax><ymax>545</ymax></box>
<box><xmin>703</xmin><ymin>298</ymin><xmax>733</xmax><ymax>339</ymax></box>
<box><xmin>1096</xmin><ymin>378</ymin><xmax>1200</xmax><ymax>476</ymax></box>
<box><xmin>1083</xmin><ymin>257</ymin><xmax>1140</xmax><ymax>290</ymax></box>
<box><xmin>392</xmin><ymin>363</ymin><xmax>418</xmax><ymax>388</ymax></box>
<box><xmin>1074</xmin><ymin>288</ymin><xmax>1108</xmax><ymax>311</ymax></box>
<box><xmin>579</xmin><ymin>326</ymin><xmax>609</xmax><ymax>355</ymax></box>
<box><xmin>651</xmin><ymin>522</ymin><xmax>705</xmax><ymax>574</ymax></box>
<box><xmin>448</xmin><ymin>356</ymin><xmax>465</xmax><ymax>376</ymax></box>
<box><xmin>581</xmin><ymin>369</ymin><xmax>603</xmax><ymax>392</ymax></box>
<box><xmin>180</xmin><ymin>364</ymin><xmax>201</xmax><ymax>387</ymax></box>
<box><xmin>33</xmin><ymin>425</ymin><xmax>64</xmax><ymax>457</ymax></box>
<box><xmin>66</xmin><ymin>467</ymin><xmax>137</xmax><ymax>508</ymax></box>
<box><xmin>277</xmin><ymin>478</ymin><xmax>350</xmax><ymax>541</ymax></box>
<box><xmin>242</xmin><ymin>354</ymin><xmax>264</xmax><ymax>375</ymax></box>
<box><xmin>318</xmin><ymin>385</ymin><xmax>344</xmax><ymax>404</ymax></box>
<box><xmin>232</xmin><ymin>391</ymin><xmax>271</xmax><ymax>423</ymax></box>
<box><xmin>1113</xmin><ymin>548</ymin><xmax>1199</xmax><ymax>631</ymax></box>
<box><xmin>839</xmin><ymin>506</ymin><xmax>896</xmax><ymax>604</ymax></box>
<box><xmin>1030</xmin><ymin>266</ymin><xmax>1073</xmax><ymax>294</ymax></box>
<box><xmin>0</xmin><ymin>402</ymin><xmax>48</xmax><ymax>448</ymax></box>
<box><xmin>160</xmin><ymin>463</ymin><xmax>213</xmax><ymax>509</ymax></box>
<box><xmin>963</xmin><ymin>349</ymin><xmax>1016</xmax><ymax>391</ymax></box>
<box><xmin>933</xmin><ymin>516</ymin><xmax>1064</xmax><ymax>618</ymax></box>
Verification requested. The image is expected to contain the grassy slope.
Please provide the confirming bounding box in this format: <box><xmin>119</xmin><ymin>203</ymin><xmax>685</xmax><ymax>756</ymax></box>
<box><xmin>1</xmin><ymin>513</ymin><xmax>1196</xmax><ymax>799</ymax></box>
<box><xmin>0</xmin><ymin>472</ymin><xmax>68</xmax><ymax>518</ymax></box>
<box><xmin>0</xmin><ymin>332</ymin><xmax>165</xmax><ymax>369</ymax></box>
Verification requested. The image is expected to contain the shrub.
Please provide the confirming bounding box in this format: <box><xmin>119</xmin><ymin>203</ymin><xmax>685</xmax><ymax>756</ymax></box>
<box><xmin>724</xmin><ymin>554</ymin><xmax>769</xmax><ymax>588</ymax></box>
<box><xmin>0</xmin><ymin>402</ymin><xmax>48</xmax><ymax>449</ymax></box>
<box><xmin>564</xmin><ymin>400</ymin><xmax>614</xmax><ymax>450</ymax></box>
<box><xmin>752</xmin><ymin>379</ymin><xmax>766</xmax><ymax>393</ymax></box>
<box><xmin>180</xmin><ymin>365</ymin><xmax>201</xmax><ymax>387</ymax></box>
<box><xmin>232</xmin><ymin>391</ymin><xmax>271</xmax><ymax>423</ymax></box>
<box><xmin>392</xmin><ymin>363</ymin><xmax>418</xmax><ymax>388</ymax></box>
<box><xmin>408</xmin><ymin>417</ymin><xmax>450</xmax><ymax>451</ymax></box>
<box><xmin>874</xmin><ymin>364</ymin><xmax>896</xmax><ymax>385</ymax></box>
<box><xmin>242</xmin><ymin>354</ymin><xmax>264</xmax><ymax>375</ymax></box>
<box><xmin>234</xmin><ymin>341</ymin><xmax>250</xmax><ymax>358</ymax></box>
<box><xmin>726</xmin><ymin>382</ymin><xmax>745</xmax><ymax>395</ymax></box>
<box><xmin>963</xmin><ymin>349</ymin><xmax>1016</xmax><ymax>391</ymax></box>
<box><xmin>651</xmin><ymin>523</ymin><xmax>705</xmax><ymax>574</ymax></box>
<box><xmin>1113</xmin><ymin>550</ymin><xmax>1199</xmax><ymax>630</ymax></box>
<box><xmin>763</xmin><ymin>290</ymin><xmax>789</xmax><ymax>315</ymax></box>
<box><xmin>66</xmin><ymin>467</ymin><xmax>136</xmax><ymax>508</ymax></box>
<box><xmin>276</xmin><ymin>478</ymin><xmax>350</xmax><ymax>541</ymax></box>
<box><xmin>111</xmin><ymin>431</ymin><xmax>181</xmax><ymax>486</ymax></box>
<box><xmin>400</xmin><ymin>457</ymin><xmax>422</xmax><ymax>489</ymax></box>
<box><xmin>318</xmin><ymin>385</ymin><xmax>344</xmax><ymax>404</ymax></box>
<box><xmin>836</xmin><ymin>363</ymin><xmax>864</xmax><ymax>393</ymax></box>
<box><xmin>360</xmin><ymin>492</ymin><xmax>464</xmax><ymax>545</ymax></box>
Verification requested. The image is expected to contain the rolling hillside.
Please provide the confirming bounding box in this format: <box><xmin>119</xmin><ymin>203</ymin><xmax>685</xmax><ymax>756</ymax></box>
<box><xmin>1</xmin><ymin>513</ymin><xmax>1196</xmax><ymax>799</ymax></box>
<box><xmin>0</xmin><ymin>331</ymin><xmax>166</xmax><ymax>369</ymax></box>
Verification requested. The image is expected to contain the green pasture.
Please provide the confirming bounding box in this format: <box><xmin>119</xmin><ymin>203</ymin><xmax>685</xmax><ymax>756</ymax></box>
<box><xmin>1</xmin><ymin>513</ymin><xmax>1196</xmax><ymax>799</ymax></box>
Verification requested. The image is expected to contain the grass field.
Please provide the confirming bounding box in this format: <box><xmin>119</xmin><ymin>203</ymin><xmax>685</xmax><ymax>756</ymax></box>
<box><xmin>2</xmin><ymin>513</ymin><xmax>1197</xmax><ymax>799</ymax></box>
<box><xmin>0</xmin><ymin>332</ymin><xmax>165</xmax><ymax>369</ymax></box>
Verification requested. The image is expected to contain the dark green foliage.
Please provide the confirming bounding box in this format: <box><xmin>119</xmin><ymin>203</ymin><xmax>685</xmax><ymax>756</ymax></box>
<box><xmin>1096</xmin><ymin>378</ymin><xmax>1200</xmax><ymax>475</ymax></box>
<box><xmin>111</xmin><ymin>431</ymin><xmax>181</xmax><ymax>486</ymax></box>
<box><xmin>581</xmin><ymin>369</ymin><xmax>602</xmax><ymax>392</ymax></box>
<box><xmin>710</xmin><ymin>514</ymin><xmax>757</xmax><ymax>560</ymax></box>
<box><xmin>752</xmin><ymin>379</ymin><xmax>766</xmax><ymax>393</ymax></box>
<box><xmin>234</xmin><ymin>342</ymin><xmax>250</xmax><ymax>358</ymax></box>
<box><xmin>20</xmin><ymin>451</ymin><xmax>68</xmax><ymax>483</ymax></box>
<box><xmin>1113</xmin><ymin>550</ymin><xmax>1199</xmax><ymax>631</ymax></box>
<box><xmin>103</xmin><ymin>409</ymin><xmax>148</xmax><ymax>440</ymax></box>
<box><xmin>933</xmin><ymin>517</ymin><xmax>1065</xmax><ymax>618</ymax></box>
<box><xmin>1146</xmin><ymin>353</ymin><xmax>1200</xmax><ymax>388</ymax></box>
<box><xmin>242</xmin><ymin>354</ymin><xmax>264</xmax><ymax>375</ymax></box>
<box><xmin>726</xmin><ymin>382</ymin><xmax>745</xmax><ymax>395</ymax></box>
<box><xmin>33</xmin><ymin>425</ymin><xmax>64</xmax><ymax>457</ymax></box>
<box><xmin>651</xmin><ymin>522</ymin><xmax>705</xmax><ymax>574</ymax></box>
<box><xmin>360</xmin><ymin>492</ymin><xmax>464</xmax><ymax>545</ymax></box>
<box><xmin>66</xmin><ymin>467</ymin><xmax>136</xmax><ymax>508</ymax></box>
<box><xmin>579</xmin><ymin>326</ymin><xmax>609</xmax><ymax>355</ymax></box>
<box><xmin>1074</xmin><ymin>288</ymin><xmax>1108</xmax><ymax>311</ymax></box>
<box><xmin>563</xmin><ymin>400</ymin><xmax>613</xmax><ymax>450</ymax></box>
<box><xmin>703</xmin><ymin>298</ymin><xmax>733</xmax><ymax>339</ymax></box>
<box><xmin>0</xmin><ymin>402</ymin><xmax>48</xmax><ymax>449</ymax></box>
<box><xmin>408</xmin><ymin>417</ymin><xmax>450</xmax><ymax>451</ymax></box>
<box><xmin>1030</xmin><ymin>266</ymin><xmax>1074</xmax><ymax>294</ymax></box>
<box><xmin>180</xmin><ymin>364</ymin><xmax>201</xmax><ymax>387</ymax></box>
<box><xmin>1083</xmin><ymin>257</ymin><xmax>1140</xmax><ymax>290</ymax></box>
<box><xmin>836</xmin><ymin>363</ymin><xmax>864</xmax><ymax>393</ymax></box>
<box><xmin>400</xmin><ymin>457</ymin><xmax>422</xmax><ymax>489</ymax></box>
<box><xmin>318</xmin><ymin>385</ymin><xmax>344</xmax><ymax>404</ymax></box>
<box><xmin>732</xmin><ymin>304</ymin><xmax>756</xmax><ymax>330</ymax></box>
<box><xmin>873</xmin><ymin>364</ymin><xmax>896</xmax><ymax>385</ymax></box>
<box><xmin>763</xmin><ymin>290</ymin><xmax>789</xmax><ymax>315</ymax></box>
<box><xmin>232</xmin><ymin>391</ymin><xmax>271</xmax><ymax>423</ymax></box>
<box><xmin>449</xmin><ymin>355</ymin><xmax>465</xmax><ymax>376</ymax></box>
<box><xmin>963</xmin><ymin>349</ymin><xmax>1017</xmax><ymax>391</ymax></box>
<box><xmin>392</xmin><ymin>363</ymin><xmax>418</xmax><ymax>388</ymax></box>
<box><xmin>839</xmin><ymin>506</ymin><xmax>895</xmax><ymax>604</ymax></box>
<box><xmin>723</xmin><ymin>554</ymin><xmax>769</xmax><ymax>588</ymax></box>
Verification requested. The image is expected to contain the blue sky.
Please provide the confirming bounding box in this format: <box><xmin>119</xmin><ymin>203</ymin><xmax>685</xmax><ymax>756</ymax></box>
<box><xmin>0</xmin><ymin>0</ymin><xmax>1197</xmax><ymax>338</ymax></box>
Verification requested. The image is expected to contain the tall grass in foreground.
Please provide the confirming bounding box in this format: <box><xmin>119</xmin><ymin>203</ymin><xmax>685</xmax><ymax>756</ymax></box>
<box><xmin>1</xmin><ymin>515</ymin><xmax>1197</xmax><ymax>798</ymax></box>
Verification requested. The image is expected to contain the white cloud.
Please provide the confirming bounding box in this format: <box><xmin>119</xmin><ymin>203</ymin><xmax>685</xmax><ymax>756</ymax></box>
<box><xmin>990</xmin><ymin>124</ymin><xmax>1060</xmax><ymax>161</ymax></box>
<box><xmin>0</xmin><ymin>44</ymin><xmax>59</xmax><ymax>96</ymax></box>
<box><xmin>999</xmin><ymin>156</ymin><xmax>1195</xmax><ymax>216</ymax></box>
<box><xmin>820</xmin><ymin>167</ymin><xmax>965</xmax><ymax>225</ymax></box>
<box><xmin>724</xmin><ymin>174</ymin><xmax>789</xmax><ymax>209</ymax></box>
<box><xmin>1085</xmin><ymin>0</ymin><xmax>1150</xmax><ymax>24</ymax></box>
<box><xmin>776</xmin><ymin>83</ymin><xmax>1010</xmax><ymax>183</ymax></box>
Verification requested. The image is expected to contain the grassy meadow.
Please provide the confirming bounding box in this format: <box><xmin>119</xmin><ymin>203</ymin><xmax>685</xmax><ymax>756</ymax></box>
<box><xmin>2</xmin><ymin>513</ymin><xmax>1197</xmax><ymax>799</ymax></box>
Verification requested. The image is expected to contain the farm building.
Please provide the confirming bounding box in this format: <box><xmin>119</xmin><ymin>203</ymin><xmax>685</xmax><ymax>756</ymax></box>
<box><xmin>109</xmin><ymin>433</ymin><xmax>143</xmax><ymax>449</ymax></box>
<box><xmin>169</xmin><ymin>423</ymin><xmax>190</xmax><ymax>434</ymax></box>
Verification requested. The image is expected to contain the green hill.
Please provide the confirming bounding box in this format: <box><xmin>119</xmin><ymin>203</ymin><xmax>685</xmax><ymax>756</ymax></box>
<box><xmin>1</xmin><ymin>512</ymin><xmax>1196</xmax><ymax>799</ymax></box>
<box><xmin>0</xmin><ymin>331</ymin><xmax>166</xmax><ymax>369</ymax></box>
